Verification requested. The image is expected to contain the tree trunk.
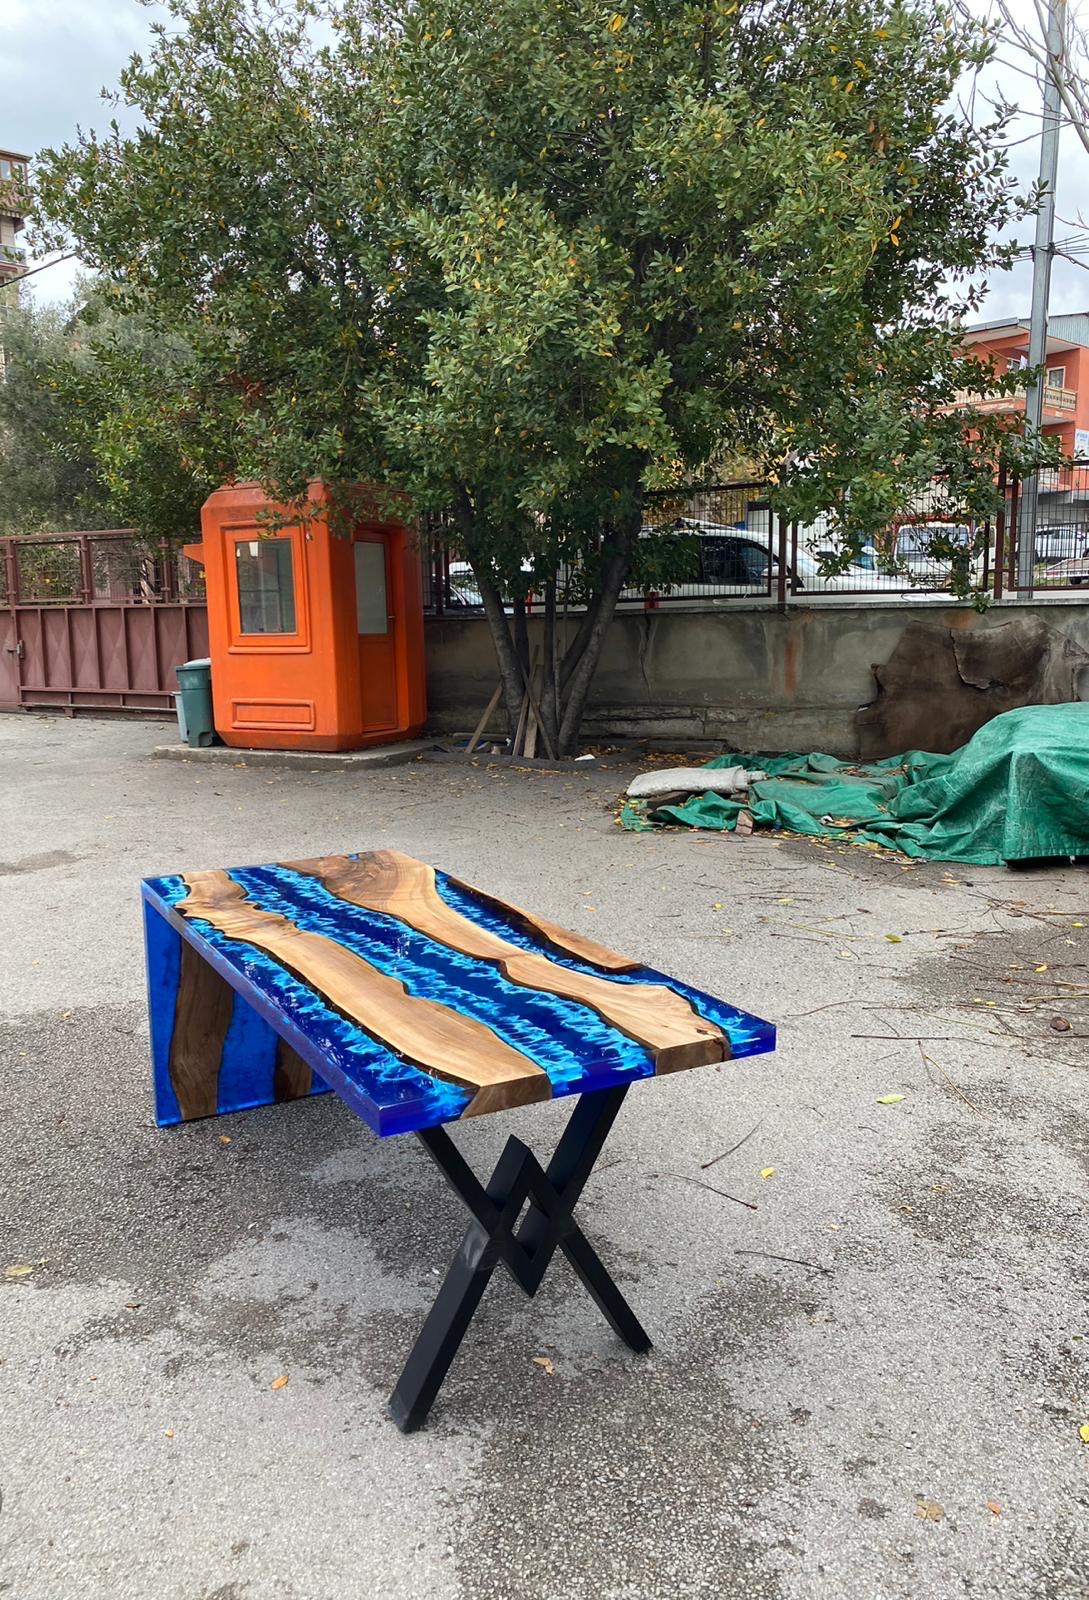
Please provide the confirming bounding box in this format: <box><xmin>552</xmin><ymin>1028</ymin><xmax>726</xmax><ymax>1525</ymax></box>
<box><xmin>539</xmin><ymin>575</ymin><xmax>559</xmax><ymax>756</ymax></box>
<box><xmin>455</xmin><ymin>489</ymin><xmax>524</xmax><ymax>736</ymax></box>
<box><xmin>512</xmin><ymin>596</ymin><xmax>530</xmax><ymax>679</ymax></box>
<box><xmin>555</xmin><ymin>523</ymin><xmax>636</xmax><ymax>755</ymax></box>
<box><xmin>458</xmin><ymin>478</ymin><xmax>641</xmax><ymax>758</ymax></box>
<box><xmin>475</xmin><ymin>569</ymin><xmax>524</xmax><ymax>735</ymax></box>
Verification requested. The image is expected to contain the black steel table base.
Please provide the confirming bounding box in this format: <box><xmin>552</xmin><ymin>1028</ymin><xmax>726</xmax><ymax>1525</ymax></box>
<box><xmin>389</xmin><ymin>1084</ymin><xmax>651</xmax><ymax>1432</ymax></box>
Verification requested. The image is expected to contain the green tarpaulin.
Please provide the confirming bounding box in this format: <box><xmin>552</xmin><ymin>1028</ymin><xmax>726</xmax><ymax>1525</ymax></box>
<box><xmin>622</xmin><ymin>704</ymin><xmax>1089</xmax><ymax>865</ymax></box>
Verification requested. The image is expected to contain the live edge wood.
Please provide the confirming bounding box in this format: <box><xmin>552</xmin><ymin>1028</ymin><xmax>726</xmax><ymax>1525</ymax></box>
<box><xmin>169</xmin><ymin>938</ymin><xmax>234</xmax><ymax>1120</ymax></box>
<box><xmin>176</xmin><ymin>869</ymin><xmax>552</xmax><ymax>1117</ymax></box>
<box><xmin>274</xmin><ymin>1039</ymin><xmax>313</xmax><ymax>1102</ymax></box>
<box><xmin>286</xmin><ymin>851</ymin><xmax>727</xmax><ymax>1074</ymax></box>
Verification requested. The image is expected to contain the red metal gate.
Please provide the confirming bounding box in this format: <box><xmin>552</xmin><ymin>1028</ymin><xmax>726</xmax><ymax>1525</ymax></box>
<box><xmin>0</xmin><ymin>531</ymin><xmax>208</xmax><ymax>715</ymax></box>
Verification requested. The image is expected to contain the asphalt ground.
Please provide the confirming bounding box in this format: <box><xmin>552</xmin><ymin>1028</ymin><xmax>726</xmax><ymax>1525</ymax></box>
<box><xmin>1</xmin><ymin>714</ymin><xmax>1087</xmax><ymax>1600</ymax></box>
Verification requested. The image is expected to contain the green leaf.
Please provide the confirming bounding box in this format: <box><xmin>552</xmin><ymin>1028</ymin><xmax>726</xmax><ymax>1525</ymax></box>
<box><xmin>21</xmin><ymin>0</ymin><xmax>1030</xmax><ymax>744</ymax></box>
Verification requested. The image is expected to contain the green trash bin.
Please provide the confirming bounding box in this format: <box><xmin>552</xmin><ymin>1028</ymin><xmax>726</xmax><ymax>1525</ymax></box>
<box><xmin>175</xmin><ymin>658</ymin><xmax>215</xmax><ymax>748</ymax></box>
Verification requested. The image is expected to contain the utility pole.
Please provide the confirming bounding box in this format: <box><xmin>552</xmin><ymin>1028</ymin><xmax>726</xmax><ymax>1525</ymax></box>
<box><xmin>1016</xmin><ymin>0</ymin><xmax>1066</xmax><ymax>594</ymax></box>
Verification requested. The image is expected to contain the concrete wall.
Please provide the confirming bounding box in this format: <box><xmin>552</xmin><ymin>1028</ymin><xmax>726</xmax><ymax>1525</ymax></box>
<box><xmin>425</xmin><ymin>596</ymin><xmax>1089</xmax><ymax>756</ymax></box>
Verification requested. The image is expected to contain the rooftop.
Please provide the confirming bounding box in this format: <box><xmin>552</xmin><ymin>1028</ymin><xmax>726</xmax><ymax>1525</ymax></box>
<box><xmin>962</xmin><ymin>312</ymin><xmax>1089</xmax><ymax>352</ymax></box>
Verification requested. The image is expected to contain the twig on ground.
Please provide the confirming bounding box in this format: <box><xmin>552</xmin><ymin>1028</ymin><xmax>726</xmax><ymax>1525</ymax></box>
<box><xmin>651</xmin><ymin>1172</ymin><xmax>758</xmax><ymax>1211</ymax></box>
<box><xmin>852</xmin><ymin>1033</ymin><xmax>971</xmax><ymax>1042</ymax></box>
<box><xmin>946</xmin><ymin>956</ymin><xmax>1089</xmax><ymax>993</ymax></box>
<box><xmin>784</xmin><ymin>999</ymin><xmax>859</xmax><ymax>1017</ymax></box>
<box><xmin>918</xmin><ymin>1040</ymin><xmax>986</xmax><ymax>1116</ymax></box>
<box><xmin>734</xmin><ymin>1249</ymin><xmax>832</xmax><ymax>1275</ymax></box>
<box><xmin>700</xmin><ymin>1119</ymin><xmax>765</xmax><ymax>1171</ymax></box>
<box><xmin>967</xmin><ymin>891</ymin><xmax>1089</xmax><ymax>929</ymax></box>
<box><xmin>953</xmin><ymin>995</ymin><xmax>1087</xmax><ymax>1011</ymax></box>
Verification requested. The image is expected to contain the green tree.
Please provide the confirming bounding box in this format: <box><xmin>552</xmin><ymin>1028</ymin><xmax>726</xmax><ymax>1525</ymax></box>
<box><xmin>0</xmin><ymin>280</ymin><xmax>213</xmax><ymax>537</ymax></box>
<box><xmin>0</xmin><ymin>289</ymin><xmax>113</xmax><ymax>534</ymax></box>
<box><xmin>34</xmin><ymin>0</ymin><xmax>1033</xmax><ymax>752</ymax></box>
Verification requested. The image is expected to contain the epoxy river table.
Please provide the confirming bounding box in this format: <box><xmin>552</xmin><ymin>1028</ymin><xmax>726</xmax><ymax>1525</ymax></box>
<box><xmin>143</xmin><ymin>850</ymin><xmax>775</xmax><ymax>1430</ymax></box>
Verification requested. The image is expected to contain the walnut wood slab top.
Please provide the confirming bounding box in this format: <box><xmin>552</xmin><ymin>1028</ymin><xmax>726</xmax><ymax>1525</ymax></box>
<box><xmin>142</xmin><ymin>851</ymin><xmax>776</xmax><ymax>1135</ymax></box>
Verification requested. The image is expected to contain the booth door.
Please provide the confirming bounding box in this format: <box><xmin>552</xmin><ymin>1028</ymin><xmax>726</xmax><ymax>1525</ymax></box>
<box><xmin>354</xmin><ymin>536</ymin><xmax>398</xmax><ymax>731</ymax></box>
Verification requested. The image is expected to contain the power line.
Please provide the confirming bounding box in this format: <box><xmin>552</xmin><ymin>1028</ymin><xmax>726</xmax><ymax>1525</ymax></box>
<box><xmin>4</xmin><ymin>251</ymin><xmax>77</xmax><ymax>283</ymax></box>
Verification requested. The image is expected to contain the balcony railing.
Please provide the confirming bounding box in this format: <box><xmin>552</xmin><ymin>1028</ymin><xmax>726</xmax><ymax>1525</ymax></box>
<box><xmin>950</xmin><ymin>384</ymin><xmax>1077</xmax><ymax>417</ymax></box>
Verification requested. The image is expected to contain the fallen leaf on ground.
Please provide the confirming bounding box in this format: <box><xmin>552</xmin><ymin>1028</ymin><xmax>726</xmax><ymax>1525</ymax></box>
<box><xmin>270</xmin><ymin>1374</ymin><xmax>289</xmax><ymax>1391</ymax></box>
<box><xmin>914</xmin><ymin>1499</ymin><xmax>945</xmax><ymax>1522</ymax></box>
<box><xmin>5</xmin><ymin>1264</ymin><xmax>34</xmax><ymax>1278</ymax></box>
<box><xmin>986</xmin><ymin>1501</ymin><xmax>1002</xmax><ymax>1516</ymax></box>
<box><xmin>1079</xmin><ymin>1422</ymin><xmax>1089</xmax><ymax>1444</ymax></box>
<box><xmin>218</xmin><ymin>1134</ymin><xmax>232</xmax><ymax>1144</ymax></box>
<box><xmin>885</xmin><ymin>933</ymin><xmax>903</xmax><ymax>943</ymax></box>
<box><xmin>532</xmin><ymin>1356</ymin><xmax>554</xmax><ymax>1375</ymax></box>
<box><xmin>876</xmin><ymin>1094</ymin><xmax>906</xmax><ymax>1105</ymax></box>
<box><xmin>759</xmin><ymin>1167</ymin><xmax>776</xmax><ymax>1180</ymax></box>
<box><xmin>1035</xmin><ymin>964</ymin><xmax>1049</xmax><ymax>973</ymax></box>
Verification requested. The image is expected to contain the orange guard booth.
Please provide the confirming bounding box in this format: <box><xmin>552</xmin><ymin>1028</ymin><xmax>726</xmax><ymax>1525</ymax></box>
<box><xmin>185</xmin><ymin>481</ymin><xmax>426</xmax><ymax>751</ymax></box>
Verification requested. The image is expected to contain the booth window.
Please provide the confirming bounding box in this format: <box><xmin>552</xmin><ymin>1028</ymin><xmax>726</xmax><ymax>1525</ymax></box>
<box><xmin>354</xmin><ymin>541</ymin><xmax>389</xmax><ymax>634</ymax></box>
<box><xmin>235</xmin><ymin>538</ymin><xmax>297</xmax><ymax>634</ymax></box>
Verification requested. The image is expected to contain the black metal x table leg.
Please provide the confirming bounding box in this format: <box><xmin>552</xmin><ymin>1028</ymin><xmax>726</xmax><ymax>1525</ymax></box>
<box><xmin>388</xmin><ymin>1084</ymin><xmax>651</xmax><ymax>1432</ymax></box>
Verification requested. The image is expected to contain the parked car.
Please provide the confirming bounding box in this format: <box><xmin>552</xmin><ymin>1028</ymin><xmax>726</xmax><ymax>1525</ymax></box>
<box><xmin>1042</xmin><ymin>548</ymin><xmax>1089</xmax><ymax>585</ymax></box>
<box><xmin>443</xmin><ymin>560</ymin><xmax>551</xmax><ymax>611</ymax></box>
<box><xmin>890</xmin><ymin>521</ymin><xmax>982</xmax><ymax>585</ymax></box>
<box><xmin>1034</xmin><ymin>525</ymin><xmax>1089</xmax><ymax>564</ymax></box>
<box><xmin>443</xmin><ymin>562</ymin><xmax>484</xmax><ymax>607</ymax></box>
<box><xmin>806</xmin><ymin>540</ymin><xmax>884</xmax><ymax>578</ymax></box>
<box><xmin>634</xmin><ymin>520</ymin><xmax>906</xmax><ymax>597</ymax></box>
<box><xmin>757</xmin><ymin>509</ymin><xmax>978</xmax><ymax>591</ymax></box>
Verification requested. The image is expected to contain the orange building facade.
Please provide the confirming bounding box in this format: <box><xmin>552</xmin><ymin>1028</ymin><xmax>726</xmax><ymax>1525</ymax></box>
<box><xmin>958</xmin><ymin>313</ymin><xmax>1089</xmax><ymax>461</ymax></box>
<box><xmin>954</xmin><ymin>313</ymin><xmax>1089</xmax><ymax>526</ymax></box>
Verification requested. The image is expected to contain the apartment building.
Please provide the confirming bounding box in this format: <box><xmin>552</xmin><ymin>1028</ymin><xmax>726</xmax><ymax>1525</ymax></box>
<box><xmin>956</xmin><ymin>313</ymin><xmax>1089</xmax><ymax>521</ymax></box>
<box><xmin>0</xmin><ymin>149</ymin><xmax>29</xmax><ymax>287</ymax></box>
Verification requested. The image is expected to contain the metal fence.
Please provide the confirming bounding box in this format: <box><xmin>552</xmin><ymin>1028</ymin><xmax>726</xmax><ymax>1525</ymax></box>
<box><xmin>419</xmin><ymin>481</ymin><xmax>994</xmax><ymax>608</ymax></box>
<box><xmin>625</xmin><ymin>482</ymin><xmax>777</xmax><ymax>603</ymax></box>
<box><xmin>1</xmin><ymin>529</ymin><xmax>206</xmax><ymax>607</ymax></box>
<box><xmin>998</xmin><ymin>461</ymin><xmax>1089</xmax><ymax>594</ymax></box>
<box><xmin>420</xmin><ymin>466</ymin><xmax>1089</xmax><ymax>609</ymax></box>
<box><xmin>0</xmin><ymin>530</ymin><xmax>208</xmax><ymax>714</ymax></box>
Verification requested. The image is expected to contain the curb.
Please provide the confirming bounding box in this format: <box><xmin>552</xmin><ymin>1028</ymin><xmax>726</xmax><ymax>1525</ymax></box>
<box><xmin>150</xmin><ymin>739</ymin><xmax>436</xmax><ymax>772</ymax></box>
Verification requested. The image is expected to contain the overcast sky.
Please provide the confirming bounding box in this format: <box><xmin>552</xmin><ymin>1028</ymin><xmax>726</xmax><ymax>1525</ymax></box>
<box><xmin>2</xmin><ymin>0</ymin><xmax>1087</xmax><ymax>320</ymax></box>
